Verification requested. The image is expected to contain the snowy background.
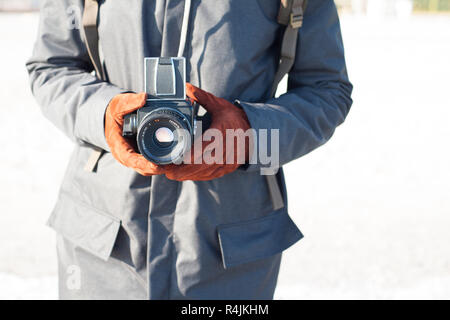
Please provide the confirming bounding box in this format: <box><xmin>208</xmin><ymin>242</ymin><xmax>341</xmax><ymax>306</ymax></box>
<box><xmin>0</xmin><ymin>10</ymin><xmax>449</xmax><ymax>299</ymax></box>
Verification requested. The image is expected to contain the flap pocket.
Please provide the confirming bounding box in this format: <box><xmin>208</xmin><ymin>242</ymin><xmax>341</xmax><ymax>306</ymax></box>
<box><xmin>217</xmin><ymin>209</ymin><xmax>303</xmax><ymax>269</ymax></box>
<box><xmin>47</xmin><ymin>193</ymin><xmax>121</xmax><ymax>261</ymax></box>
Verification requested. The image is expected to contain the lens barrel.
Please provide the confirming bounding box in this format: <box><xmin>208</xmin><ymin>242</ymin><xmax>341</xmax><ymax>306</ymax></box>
<box><xmin>136</xmin><ymin>108</ymin><xmax>192</xmax><ymax>165</ymax></box>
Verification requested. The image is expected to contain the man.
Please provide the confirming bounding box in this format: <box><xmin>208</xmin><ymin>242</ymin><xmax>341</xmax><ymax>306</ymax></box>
<box><xmin>27</xmin><ymin>0</ymin><xmax>352</xmax><ymax>299</ymax></box>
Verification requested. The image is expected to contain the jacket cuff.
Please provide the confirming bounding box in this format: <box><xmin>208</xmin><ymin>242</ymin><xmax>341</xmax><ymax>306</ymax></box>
<box><xmin>235</xmin><ymin>100</ymin><xmax>271</xmax><ymax>174</ymax></box>
<box><xmin>74</xmin><ymin>85</ymin><xmax>125</xmax><ymax>152</ymax></box>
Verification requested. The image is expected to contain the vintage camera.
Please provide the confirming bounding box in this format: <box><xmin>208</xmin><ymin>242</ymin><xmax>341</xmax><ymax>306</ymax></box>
<box><xmin>123</xmin><ymin>57</ymin><xmax>194</xmax><ymax>165</ymax></box>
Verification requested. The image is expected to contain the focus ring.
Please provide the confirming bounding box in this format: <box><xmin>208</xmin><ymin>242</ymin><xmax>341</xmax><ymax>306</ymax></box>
<box><xmin>136</xmin><ymin>108</ymin><xmax>191</xmax><ymax>165</ymax></box>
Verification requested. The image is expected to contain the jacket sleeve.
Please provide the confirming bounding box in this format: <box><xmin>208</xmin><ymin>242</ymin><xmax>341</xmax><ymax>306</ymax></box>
<box><xmin>238</xmin><ymin>0</ymin><xmax>353</xmax><ymax>172</ymax></box>
<box><xmin>26</xmin><ymin>0</ymin><xmax>124</xmax><ymax>151</ymax></box>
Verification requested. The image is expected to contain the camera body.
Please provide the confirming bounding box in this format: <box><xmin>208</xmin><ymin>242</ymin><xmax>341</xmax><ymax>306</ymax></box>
<box><xmin>123</xmin><ymin>57</ymin><xmax>194</xmax><ymax>165</ymax></box>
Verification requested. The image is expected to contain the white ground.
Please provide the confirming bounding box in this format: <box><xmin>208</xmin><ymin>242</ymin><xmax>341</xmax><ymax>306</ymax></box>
<box><xmin>0</xmin><ymin>13</ymin><xmax>449</xmax><ymax>300</ymax></box>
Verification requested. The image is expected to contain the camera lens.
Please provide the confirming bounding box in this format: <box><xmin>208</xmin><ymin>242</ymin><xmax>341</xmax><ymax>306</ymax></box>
<box><xmin>136</xmin><ymin>108</ymin><xmax>192</xmax><ymax>165</ymax></box>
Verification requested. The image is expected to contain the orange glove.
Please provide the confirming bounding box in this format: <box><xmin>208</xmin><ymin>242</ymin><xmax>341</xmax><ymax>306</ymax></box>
<box><xmin>164</xmin><ymin>83</ymin><xmax>252</xmax><ymax>181</ymax></box>
<box><xmin>105</xmin><ymin>93</ymin><xmax>165</xmax><ymax>176</ymax></box>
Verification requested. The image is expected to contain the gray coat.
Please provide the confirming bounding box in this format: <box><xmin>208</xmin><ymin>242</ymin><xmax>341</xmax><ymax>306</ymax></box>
<box><xmin>27</xmin><ymin>0</ymin><xmax>352</xmax><ymax>300</ymax></box>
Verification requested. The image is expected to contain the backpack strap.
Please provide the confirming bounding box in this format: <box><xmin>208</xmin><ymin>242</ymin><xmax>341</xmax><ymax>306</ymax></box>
<box><xmin>270</xmin><ymin>0</ymin><xmax>307</xmax><ymax>97</ymax></box>
<box><xmin>82</xmin><ymin>0</ymin><xmax>106</xmax><ymax>81</ymax></box>
<box><xmin>265</xmin><ymin>0</ymin><xmax>307</xmax><ymax>211</ymax></box>
<box><xmin>82</xmin><ymin>0</ymin><xmax>105</xmax><ymax>172</ymax></box>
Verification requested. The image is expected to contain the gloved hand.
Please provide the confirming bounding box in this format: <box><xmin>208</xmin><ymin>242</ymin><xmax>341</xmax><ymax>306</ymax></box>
<box><xmin>164</xmin><ymin>83</ymin><xmax>252</xmax><ymax>181</ymax></box>
<box><xmin>105</xmin><ymin>92</ymin><xmax>165</xmax><ymax>176</ymax></box>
